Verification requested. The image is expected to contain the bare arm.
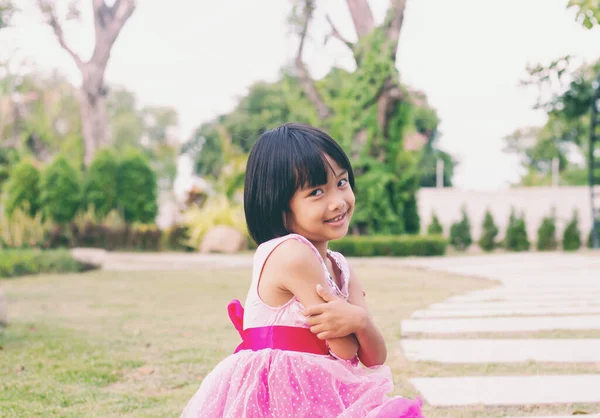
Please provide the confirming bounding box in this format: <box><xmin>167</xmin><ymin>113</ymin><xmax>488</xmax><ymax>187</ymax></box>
<box><xmin>346</xmin><ymin>265</ymin><xmax>387</xmax><ymax>367</ymax></box>
<box><xmin>267</xmin><ymin>240</ymin><xmax>359</xmax><ymax>360</ymax></box>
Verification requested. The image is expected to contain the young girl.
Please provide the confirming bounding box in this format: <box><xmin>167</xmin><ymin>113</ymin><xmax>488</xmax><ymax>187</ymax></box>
<box><xmin>180</xmin><ymin>123</ymin><xmax>424</xmax><ymax>418</ymax></box>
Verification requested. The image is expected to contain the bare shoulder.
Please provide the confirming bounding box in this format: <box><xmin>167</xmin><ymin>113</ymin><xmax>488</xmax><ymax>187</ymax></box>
<box><xmin>265</xmin><ymin>238</ymin><xmax>322</xmax><ymax>275</ymax></box>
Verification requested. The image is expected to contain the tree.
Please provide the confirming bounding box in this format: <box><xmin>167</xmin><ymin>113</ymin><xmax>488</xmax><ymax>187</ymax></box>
<box><xmin>116</xmin><ymin>151</ymin><xmax>158</xmax><ymax>223</ymax></box>
<box><xmin>41</xmin><ymin>156</ymin><xmax>81</xmax><ymax>224</ymax></box>
<box><xmin>38</xmin><ymin>0</ymin><xmax>136</xmax><ymax>166</ymax></box>
<box><xmin>537</xmin><ymin>210</ymin><xmax>558</xmax><ymax>251</ymax></box>
<box><xmin>5</xmin><ymin>160</ymin><xmax>41</xmax><ymax>217</ymax></box>
<box><xmin>504</xmin><ymin>209</ymin><xmax>530</xmax><ymax>252</ymax></box>
<box><xmin>507</xmin><ymin>1</ymin><xmax>600</xmax><ymax>186</ymax></box>
<box><xmin>563</xmin><ymin>210</ymin><xmax>582</xmax><ymax>251</ymax></box>
<box><xmin>0</xmin><ymin>0</ymin><xmax>15</xmax><ymax>29</ymax></box>
<box><xmin>83</xmin><ymin>148</ymin><xmax>119</xmax><ymax>218</ymax></box>
<box><xmin>450</xmin><ymin>207</ymin><xmax>472</xmax><ymax>251</ymax></box>
<box><xmin>427</xmin><ymin>212</ymin><xmax>443</xmax><ymax>235</ymax></box>
<box><xmin>478</xmin><ymin>210</ymin><xmax>499</xmax><ymax>252</ymax></box>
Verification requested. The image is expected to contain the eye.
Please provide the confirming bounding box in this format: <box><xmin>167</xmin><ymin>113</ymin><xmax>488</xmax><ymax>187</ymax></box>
<box><xmin>309</xmin><ymin>189</ymin><xmax>324</xmax><ymax>197</ymax></box>
<box><xmin>338</xmin><ymin>178</ymin><xmax>348</xmax><ymax>187</ymax></box>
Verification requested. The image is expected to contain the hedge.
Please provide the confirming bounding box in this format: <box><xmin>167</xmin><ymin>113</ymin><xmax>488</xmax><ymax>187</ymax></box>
<box><xmin>0</xmin><ymin>249</ymin><xmax>97</xmax><ymax>278</ymax></box>
<box><xmin>329</xmin><ymin>235</ymin><xmax>447</xmax><ymax>257</ymax></box>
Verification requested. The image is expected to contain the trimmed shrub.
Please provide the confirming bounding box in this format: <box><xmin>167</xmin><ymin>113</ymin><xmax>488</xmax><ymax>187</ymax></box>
<box><xmin>0</xmin><ymin>249</ymin><xmax>97</xmax><ymax>278</ymax></box>
<box><xmin>589</xmin><ymin>227</ymin><xmax>600</xmax><ymax>249</ymax></box>
<box><xmin>116</xmin><ymin>151</ymin><xmax>158</xmax><ymax>224</ymax></box>
<box><xmin>478</xmin><ymin>209</ymin><xmax>499</xmax><ymax>252</ymax></box>
<box><xmin>4</xmin><ymin>160</ymin><xmax>41</xmax><ymax>217</ymax></box>
<box><xmin>329</xmin><ymin>235</ymin><xmax>448</xmax><ymax>257</ymax></box>
<box><xmin>449</xmin><ymin>207</ymin><xmax>472</xmax><ymax>251</ymax></box>
<box><xmin>84</xmin><ymin>149</ymin><xmax>119</xmax><ymax>218</ymax></box>
<box><xmin>537</xmin><ymin>210</ymin><xmax>558</xmax><ymax>251</ymax></box>
<box><xmin>563</xmin><ymin>210</ymin><xmax>582</xmax><ymax>251</ymax></box>
<box><xmin>505</xmin><ymin>209</ymin><xmax>530</xmax><ymax>252</ymax></box>
<box><xmin>427</xmin><ymin>212</ymin><xmax>444</xmax><ymax>235</ymax></box>
<box><xmin>41</xmin><ymin>156</ymin><xmax>81</xmax><ymax>224</ymax></box>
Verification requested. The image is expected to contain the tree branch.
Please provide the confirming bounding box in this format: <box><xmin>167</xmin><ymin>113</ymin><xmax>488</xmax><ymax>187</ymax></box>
<box><xmin>38</xmin><ymin>0</ymin><xmax>83</xmax><ymax>69</ymax></box>
<box><xmin>295</xmin><ymin>1</ymin><xmax>331</xmax><ymax>120</ymax></box>
<box><xmin>325</xmin><ymin>14</ymin><xmax>354</xmax><ymax>51</ymax></box>
<box><xmin>383</xmin><ymin>0</ymin><xmax>407</xmax><ymax>62</ymax></box>
<box><xmin>91</xmin><ymin>0</ymin><xmax>135</xmax><ymax>66</ymax></box>
<box><xmin>345</xmin><ymin>0</ymin><xmax>375</xmax><ymax>38</ymax></box>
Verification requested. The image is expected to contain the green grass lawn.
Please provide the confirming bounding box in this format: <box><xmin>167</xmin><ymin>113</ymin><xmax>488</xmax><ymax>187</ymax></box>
<box><xmin>0</xmin><ymin>262</ymin><xmax>597</xmax><ymax>417</ymax></box>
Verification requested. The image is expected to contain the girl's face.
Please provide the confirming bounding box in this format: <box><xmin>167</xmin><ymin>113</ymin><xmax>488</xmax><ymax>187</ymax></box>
<box><xmin>286</xmin><ymin>156</ymin><xmax>355</xmax><ymax>243</ymax></box>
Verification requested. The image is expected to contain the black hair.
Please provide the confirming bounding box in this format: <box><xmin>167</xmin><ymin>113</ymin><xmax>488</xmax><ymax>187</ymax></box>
<box><xmin>244</xmin><ymin>123</ymin><xmax>355</xmax><ymax>245</ymax></box>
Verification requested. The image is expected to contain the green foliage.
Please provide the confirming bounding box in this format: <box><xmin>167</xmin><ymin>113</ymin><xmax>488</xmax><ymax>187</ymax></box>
<box><xmin>116</xmin><ymin>151</ymin><xmax>158</xmax><ymax>224</ymax></box>
<box><xmin>41</xmin><ymin>156</ymin><xmax>81</xmax><ymax>224</ymax></box>
<box><xmin>562</xmin><ymin>210</ymin><xmax>582</xmax><ymax>251</ymax></box>
<box><xmin>589</xmin><ymin>226</ymin><xmax>600</xmax><ymax>248</ymax></box>
<box><xmin>0</xmin><ymin>208</ymin><xmax>53</xmax><ymax>249</ymax></box>
<box><xmin>427</xmin><ymin>212</ymin><xmax>444</xmax><ymax>235</ymax></box>
<box><xmin>478</xmin><ymin>210</ymin><xmax>499</xmax><ymax>252</ymax></box>
<box><xmin>329</xmin><ymin>235</ymin><xmax>447</xmax><ymax>257</ymax></box>
<box><xmin>537</xmin><ymin>210</ymin><xmax>558</xmax><ymax>251</ymax></box>
<box><xmin>84</xmin><ymin>149</ymin><xmax>119</xmax><ymax>218</ymax></box>
<box><xmin>181</xmin><ymin>196</ymin><xmax>247</xmax><ymax>249</ymax></box>
<box><xmin>0</xmin><ymin>249</ymin><xmax>96</xmax><ymax>278</ymax></box>
<box><xmin>0</xmin><ymin>146</ymin><xmax>19</xmax><ymax>190</ymax></box>
<box><xmin>505</xmin><ymin>209</ymin><xmax>530</xmax><ymax>252</ymax></box>
<box><xmin>449</xmin><ymin>208</ymin><xmax>472</xmax><ymax>251</ymax></box>
<box><xmin>5</xmin><ymin>160</ymin><xmax>41</xmax><ymax>217</ymax></box>
<box><xmin>568</xmin><ymin>0</ymin><xmax>600</xmax><ymax>29</ymax></box>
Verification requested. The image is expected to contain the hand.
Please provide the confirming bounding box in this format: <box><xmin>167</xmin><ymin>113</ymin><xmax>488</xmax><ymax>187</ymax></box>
<box><xmin>302</xmin><ymin>284</ymin><xmax>368</xmax><ymax>340</ymax></box>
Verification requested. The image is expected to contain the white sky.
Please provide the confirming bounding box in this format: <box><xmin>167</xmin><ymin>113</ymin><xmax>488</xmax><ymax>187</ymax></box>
<box><xmin>3</xmin><ymin>0</ymin><xmax>600</xmax><ymax>190</ymax></box>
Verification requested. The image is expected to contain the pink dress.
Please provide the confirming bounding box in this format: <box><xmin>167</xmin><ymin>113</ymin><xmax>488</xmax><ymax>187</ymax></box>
<box><xmin>180</xmin><ymin>234</ymin><xmax>424</xmax><ymax>418</ymax></box>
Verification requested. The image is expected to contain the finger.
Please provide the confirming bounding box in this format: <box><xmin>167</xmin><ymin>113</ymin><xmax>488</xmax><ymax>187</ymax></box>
<box><xmin>316</xmin><ymin>284</ymin><xmax>338</xmax><ymax>302</ymax></box>
<box><xmin>305</xmin><ymin>314</ymin><xmax>323</xmax><ymax>326</ymax></box>
<box><xmin>317</xmin><ymin>331</ymin><xmax>329</xmax><ymax>340</ymax></box>
<box><xmin>310</xmin><ymin>324</ymin><xmax>326</xmax><ymax>335</ymax></box>
<box><xmin>302</xmin><ymin>304</ymin><xmax>325</xmax><ymax>317</ymax></box>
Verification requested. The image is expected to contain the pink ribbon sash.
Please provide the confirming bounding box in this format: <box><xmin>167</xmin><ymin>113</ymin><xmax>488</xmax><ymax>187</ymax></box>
<box><xmin>227</xmin><ymin>299</ymin><xmax>328</xmax><ymax>355</ymax></box>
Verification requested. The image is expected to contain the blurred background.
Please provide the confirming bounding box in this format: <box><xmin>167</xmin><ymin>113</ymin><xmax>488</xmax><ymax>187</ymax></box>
<box><xmin>1</xmin><ymin>2</ymin><xmax>600</xmax><ymax>417</ymax></box>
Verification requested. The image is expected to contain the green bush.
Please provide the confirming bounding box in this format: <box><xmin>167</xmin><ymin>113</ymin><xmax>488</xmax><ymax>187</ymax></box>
<box><xmin>537</xmin><ymin>211</ymin><xmax>558</xmax><ymax>251</ymax></box>
<box><xmin>329</xmin><ymin>235</ymin><xmax>447</xmax><ymax>257</ymax></box>
<box><xmin>478</xmin><ymin>209</ymin><xmax>498</xmax><ymax>252</ymax></box>
<box><xmin>0</xmin><ymin>249</ymin><xmax>97</xmax><ymax>278</ymax></box>
<box><xmin>4</xmin><ymin>160</ymin><xmax>41</xmax><ymax>217</ymax></box>
<box><xmin>449</xmin><ymin>208</ymin><xmax>472</xmax><ymax>251</ymax></box>
<box><xmin>589</xmin><ymin>227</ymin><xmax>600</xmax><ymax>249</ymax></box>
<box><xmin>41</xmin><ymin>156</ymin><xmax>81</xmax><ymax>224</ymax></box>
<box><xmin>403</xmin><ymin>194</ymin><xmax>420</xmax><ymax>235</ymax></box>
<box><xmin>562</xmin><ymin>210</ymin><xmax>582</xmax><ymax>251</ymax></box>
<box><xmin>116</xmin><ymin>151</ymin><xmax>158</xmax><ymax>223</ymax></box>
<box><xmin>505</xmin><ymin>209</ymin><xmax>530</xmax><ymax>252</ymax></box>
<box><xmin>427</xmin><ymin>212</ymin><xmax>444</xmax><ymax>235</ymax></box>
<box><xmin>84</xmin><ymin>149</ymin><xmax>119</xmax><ymax>218</ymax></box>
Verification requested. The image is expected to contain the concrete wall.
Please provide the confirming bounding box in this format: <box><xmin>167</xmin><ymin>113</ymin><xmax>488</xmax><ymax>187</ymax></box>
<box><xmin>418</xmin><ymin>186</ymin><xmax>594</xmax><ymax>242</ymax></box>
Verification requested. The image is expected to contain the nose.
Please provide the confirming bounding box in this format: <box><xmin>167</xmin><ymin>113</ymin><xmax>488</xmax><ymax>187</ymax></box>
<box><xmin>329</xmin><ymin>197</ymin><xmax>346</xmax><ymax>212</ymax></box>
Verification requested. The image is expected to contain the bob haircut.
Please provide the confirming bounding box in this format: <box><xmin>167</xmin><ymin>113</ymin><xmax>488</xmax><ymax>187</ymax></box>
<box><xmin>244</xmin><ymin>123</ymin><xmax>355</xmax><ymax>245</ymax></box>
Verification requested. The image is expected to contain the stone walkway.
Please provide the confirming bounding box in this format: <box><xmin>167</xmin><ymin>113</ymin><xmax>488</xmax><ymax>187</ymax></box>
<box><xmin>399</xmin><ymin>252</ymin><xmax>600</xmax><ymax>416</ymax></box>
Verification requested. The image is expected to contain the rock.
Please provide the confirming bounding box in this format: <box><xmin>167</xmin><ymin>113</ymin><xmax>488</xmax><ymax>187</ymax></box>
<box><xmin>0</xmin><ymin>288</ymin><xmax>7</xmax><ymax>326</ymax></box>
<box><xmin>70</xmin><ymin>248</ymin><xmax>107</xmax><ymax>267</ymax></box>
<box><xmin>200</xmin><ymin>226</ymin><xmax>247</xmax><ymax>254</ymax></box>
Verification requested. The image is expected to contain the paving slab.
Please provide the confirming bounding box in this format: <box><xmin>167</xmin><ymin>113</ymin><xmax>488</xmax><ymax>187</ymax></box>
<box><xmin>401</xmin><ymin>339</ymin><xmax>600</xmax><ymax>363</ymax></box>
<box><xmin>410</xmin><ymin>374</ymin><xmax>600</xmax><ymax>406</ymax></box>
<box><xmin>401</xmin><ymin>315</ymin><xmax>600</xmax><ymax>335</ymax></box>
<box><xmin>429</xmin><ymin>300</ymin><xmax>600</xmax><ymax>310</ymax></box>
<box><xmin>508</xmin><ymin>416</ymin><xmax>600</xmax><ymax>418</ymax></box>
<box><xmin>411</xmin><ymin>306</ymin><xmax>600</xmax><ymax>318</ymax></box>
<box><xmin>448</xmin><ymin>292</ymin><xmax>600</xmax><ymax>303</ymax></box>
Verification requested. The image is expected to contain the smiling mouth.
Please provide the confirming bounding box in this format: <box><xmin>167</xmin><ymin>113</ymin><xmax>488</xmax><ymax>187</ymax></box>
<box><xmin>325</xmin><ymin>211</ymin><xmax>347</xmax><ymax>223</ymax></box>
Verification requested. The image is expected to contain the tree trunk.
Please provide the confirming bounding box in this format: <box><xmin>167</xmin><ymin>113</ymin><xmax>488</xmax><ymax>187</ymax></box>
<box><xmin>40</xmin><ymin>0</ymin><xmax>135</xmax><ymax>166</ymax></box>
<box><xmin>79</xmin><ymin>76</ymin><xmax>108</xmax><ymax>165</ymax></box>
